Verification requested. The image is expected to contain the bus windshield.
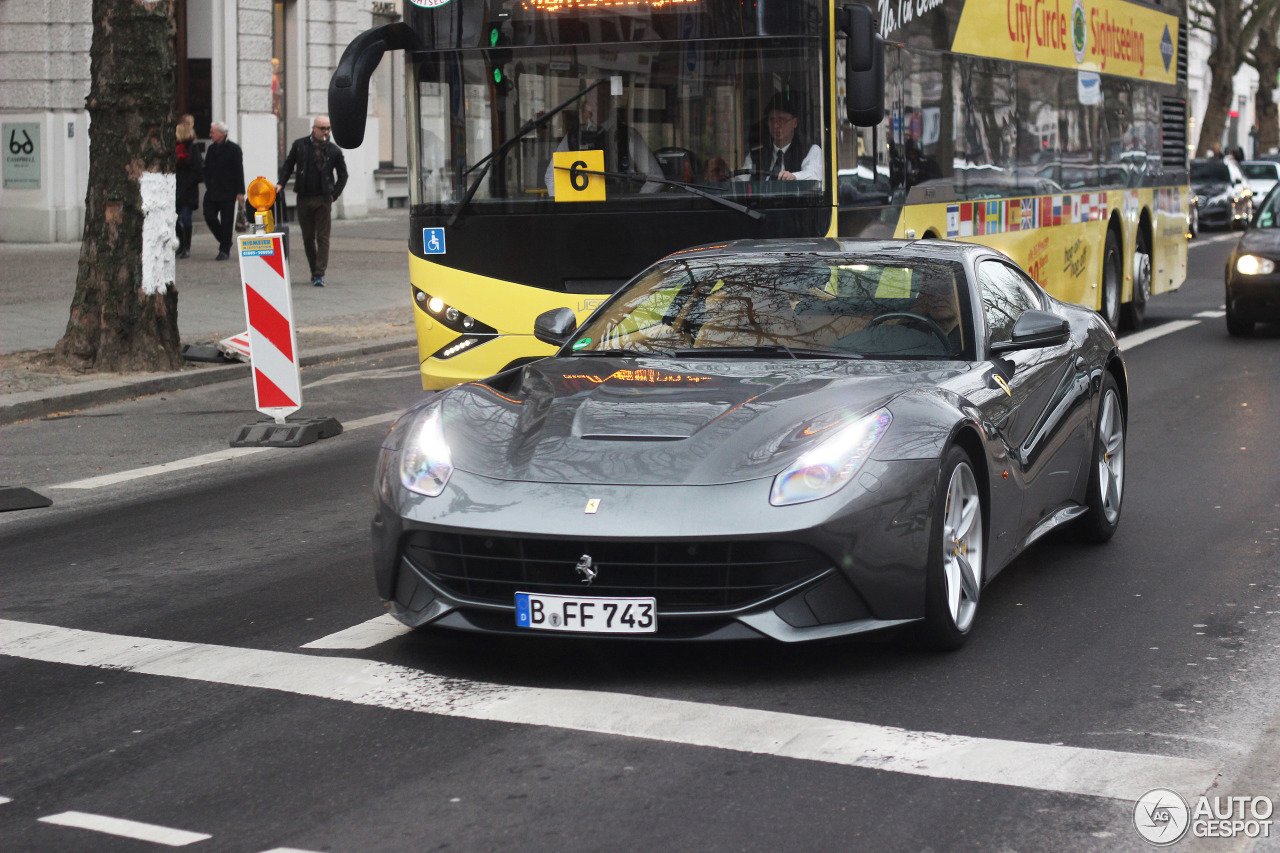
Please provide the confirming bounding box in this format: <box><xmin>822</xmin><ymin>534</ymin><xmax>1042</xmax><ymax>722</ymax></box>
<box><xmin>411</xmin><ymin>38</ymin><xmax>826</xmax><ymax>211</ymax></box>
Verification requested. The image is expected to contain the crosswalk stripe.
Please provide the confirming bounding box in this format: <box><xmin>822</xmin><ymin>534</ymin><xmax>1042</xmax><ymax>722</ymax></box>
<box><xmin>37</xmin><ymin>811</ymin><xmax>211</xmax><ymax>846</ymax></box>
<box><xmin>1</xmin><ymin>619</ymin><xmax>1219</xmax><ymax>802</ymax></box>
<box><xmin>300</xmin><ymin>614</ymin><xmax>412</xmax><ymax>649</ymax></box>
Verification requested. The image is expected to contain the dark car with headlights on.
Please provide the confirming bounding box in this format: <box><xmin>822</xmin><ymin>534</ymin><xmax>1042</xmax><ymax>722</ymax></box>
<box><xmin>1225</xmin><ymin>187</ymin><xmax>1280</xmax><ymax>336</ymax></box>
<box><xmin>373</xmin><ymin>239</ymin><xmax>1127</xmax><ymax>649</ymax></box>
<box><xmin>1192</xmin><ymin>158</ymin><xmax>1254</xmax><ymax>231</ymax></box>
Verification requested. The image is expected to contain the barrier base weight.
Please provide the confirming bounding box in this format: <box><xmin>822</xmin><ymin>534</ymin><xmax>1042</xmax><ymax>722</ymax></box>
<box><xmin>230</xmin><ymin>416</ymin><xmax>343</xmax><ymax>448</ymax></box>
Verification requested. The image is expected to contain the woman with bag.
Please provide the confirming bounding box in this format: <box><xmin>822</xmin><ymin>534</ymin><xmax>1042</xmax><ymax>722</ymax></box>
<box><xmin>175</xmin><ymin>115</ymin><xmax>202</xmax><ymax>259</ymax></box>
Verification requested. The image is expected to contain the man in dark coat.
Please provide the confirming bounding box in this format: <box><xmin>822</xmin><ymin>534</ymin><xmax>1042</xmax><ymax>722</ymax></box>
<box><xmin>202</xmin><ymin>121</ymin><xmax>246</xmax><ymax>260</ymax></box>
<box><xmin>276</xmin><ymin>115</ymin><xmax>348</xmax><ymax>286</ymax></box>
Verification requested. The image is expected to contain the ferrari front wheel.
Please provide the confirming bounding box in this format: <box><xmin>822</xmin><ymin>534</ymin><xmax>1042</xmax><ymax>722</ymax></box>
<box><xmin>919</xmin><ymin>447</ymin><xmax>985</xmax><ymax>651</ymax></box>
<box><xmin>1078</xmin><ymin>373</ymin><xmax>1125</xmax><ymax>542</ymax></box>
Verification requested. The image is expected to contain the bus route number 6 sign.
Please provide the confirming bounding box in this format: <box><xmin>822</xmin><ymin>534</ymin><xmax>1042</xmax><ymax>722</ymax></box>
<box><xmin>553</xmin><ymin>149</ymin><xmax>605</xmax><ymax>202</ymax></box>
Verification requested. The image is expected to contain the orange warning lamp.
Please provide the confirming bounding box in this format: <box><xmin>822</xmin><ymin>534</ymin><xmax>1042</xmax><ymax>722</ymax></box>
<box><xmin>246</xmin><ymin>176</ymin><xmax>277</xmax><ymax>232</ymax></box>
<box><xmin>247</xmin><ymin>176</ymin><xmax>276</xmax><ymax>212</ymax></box>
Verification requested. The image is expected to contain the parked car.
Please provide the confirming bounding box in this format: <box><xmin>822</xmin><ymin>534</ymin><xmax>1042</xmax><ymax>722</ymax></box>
<box><xmin>373</xmin><ymin>239</ymin><xmax>1127</xmax><ymax>649</ymax></box>
<box><xmin>1240</xmin><ymin>161</ymin><xmax>1280</xmax><ymax>198</ymax></box>
<box><xmin>1225</xmin><ymin>186</ymin><xmax>1280</xmax><ymax>336</ymax></box>
<box><xmin>1191</xmin><ymin>158</ymin><xmax>1253</xmax><ymax>230</ymax></box>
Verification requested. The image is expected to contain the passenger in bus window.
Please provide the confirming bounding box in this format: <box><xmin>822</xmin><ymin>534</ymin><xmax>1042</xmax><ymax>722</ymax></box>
<box><xmin>736</xmin><ymin>92</ymin><xmax>822</xmax><ymax>182</ymax></box>
<box><xmin>543</xmin><ymin>85</ymin><xmax>663</xmax><ymax>197</ymax></box>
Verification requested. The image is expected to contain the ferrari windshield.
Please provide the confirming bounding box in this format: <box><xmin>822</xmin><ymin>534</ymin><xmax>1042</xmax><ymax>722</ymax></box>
<box><xmin>411</xmin><ymin>39</ymin><xmax>826</xmax><ymax>211</ymax></box>
<box><xmin>573</xmin><ymin>256</ymin><xmax>970</xmax><ymax>360</ymax></box>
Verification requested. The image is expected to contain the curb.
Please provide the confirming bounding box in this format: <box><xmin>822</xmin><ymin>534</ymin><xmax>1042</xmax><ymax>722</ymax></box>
<box><xmin>0</xmin><ymin>335</ymin><xmax>418</xmax><ymax>427</ymax></box>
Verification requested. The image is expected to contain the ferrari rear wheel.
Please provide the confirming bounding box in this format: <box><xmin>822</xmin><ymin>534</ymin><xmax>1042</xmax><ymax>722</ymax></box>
<box><xmin>920</xmin><ymin>447</ymin><xmax>984</xmax><ymax>650</ymax></box>
<box><xmin>1078</xmin><ymin>373</ymin><xmax>1125</xmax><ymax>543</ymax></box>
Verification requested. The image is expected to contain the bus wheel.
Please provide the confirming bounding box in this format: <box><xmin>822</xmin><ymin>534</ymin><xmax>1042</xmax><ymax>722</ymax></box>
<box><xmin>1100</xmin><ymin>230</ymin><xmax>1122</xmax><ymax>332</ymax></box>
<box><xmin>1122</xmin><ymin>231</ymin><xmax>1151</xmax><ymax>331</ymax></box>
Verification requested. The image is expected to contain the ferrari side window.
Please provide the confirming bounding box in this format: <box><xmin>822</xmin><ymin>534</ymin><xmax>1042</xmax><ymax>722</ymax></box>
<box><xmin>979</xmin><ymin>261</ymin><xmax>1042</xmax><ymax>344</ymax></box>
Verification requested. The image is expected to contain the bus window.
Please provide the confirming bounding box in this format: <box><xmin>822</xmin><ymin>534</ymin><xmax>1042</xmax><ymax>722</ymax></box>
<box><xmin>408</xmin><ymin>39</ymin><xmax>827</xmax><ymax>213</ymax></box>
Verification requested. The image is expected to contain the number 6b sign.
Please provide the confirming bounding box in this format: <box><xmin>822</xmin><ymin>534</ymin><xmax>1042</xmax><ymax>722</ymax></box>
<box><xmin>553</xmin><ymin>149</ymin><xmax>604</xmax><ymax>202</ymax></box>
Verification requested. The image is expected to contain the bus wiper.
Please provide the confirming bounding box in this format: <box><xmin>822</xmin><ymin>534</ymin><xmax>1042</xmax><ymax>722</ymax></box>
<box><xmin>548</xmin><ymin>165</ymin><xmax>765</xmax><ymax>221</ymax></box>
<box><xmin>675</xmin><ymin>346</ymin><xmax>863</xmax><ymax>359</ymax></box>
<box><xmin>448</xmin><ymin>78</ymin><xmax>611</xmax><ymax>227</ymax></box>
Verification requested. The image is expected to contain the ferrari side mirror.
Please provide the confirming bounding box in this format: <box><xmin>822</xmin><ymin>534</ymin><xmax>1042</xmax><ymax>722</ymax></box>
<box><xmin>534</xmin><ymin>307</ymin><xmax>578</xmax><ymax>347</ymax></box>
<box><xmin>989</xmin><ymin>310</ymin><xmax>1070</xmax><ymax>354</ymax></box>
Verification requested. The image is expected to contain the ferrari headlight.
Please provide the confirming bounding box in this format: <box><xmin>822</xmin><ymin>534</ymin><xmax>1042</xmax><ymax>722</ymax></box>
<box><xmin>1236</xmin><ymin>255</ymin><xmax>1276</xmax><ymax>276</ymax></box>
<box><xmin>399</xmin><ymin>405</ymin><xmax>453</xmax><ymax>497</ymax></box>
<box><xmin>770</xmin><ymin>409</ymin><xmax>893</xmax><ymax>506</ymax></box>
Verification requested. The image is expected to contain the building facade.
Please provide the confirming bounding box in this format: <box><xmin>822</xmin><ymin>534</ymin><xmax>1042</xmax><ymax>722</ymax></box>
<box><xmin>0</xmin><ymin>0</ymin><xmax>407</xmax><ymax>243</ymax></box>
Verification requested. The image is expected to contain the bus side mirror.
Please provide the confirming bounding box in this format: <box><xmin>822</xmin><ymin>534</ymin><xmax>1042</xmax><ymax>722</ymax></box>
<box><xmin>329</xmin><ymin>22</ymin><xmax>421</xmax><ymax>149</ymax></box>
<box><xmin>840</xmin><ymin>4</ymin><xmax>885</xmax><ymax>127</ymax></box>
<box><xmin>533</xmin><ymin>308</ymin><xmax>579</xmax><ymax>347</ymax></box>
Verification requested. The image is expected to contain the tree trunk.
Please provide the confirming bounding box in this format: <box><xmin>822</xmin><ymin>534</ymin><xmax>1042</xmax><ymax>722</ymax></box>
<box><xmin>55</xmin><ymin>0</ymin><xmax>181</xmax><ymax>373</ymax></box>
<box><xmin>1197</xmin><ymin>5</ymin><xmax>1244</xmax><ymax>156</ymax></box>
<box><xmin>1252</xmin><ymin>12</ymin><xmax>1280</xmax><ymax>155</ymax></box>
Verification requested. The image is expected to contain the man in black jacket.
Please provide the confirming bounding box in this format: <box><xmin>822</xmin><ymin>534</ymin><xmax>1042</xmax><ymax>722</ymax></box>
<box><xmin>202</xmin><ymin>121</ymin><xmax>246</xmax><ymax>260</ymax></box>
<box><xmin>276</xmin><ymin>115</ymin><xmax>348</xmax><ymax>286</ymax></box>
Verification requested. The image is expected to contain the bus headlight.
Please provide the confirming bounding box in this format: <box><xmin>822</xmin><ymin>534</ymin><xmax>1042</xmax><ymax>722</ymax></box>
<box><xmin>1236</xmin><ymin>255</ymin><xmax>1275</xmax><ymax>276</ymax></box>
<box><xmin>411</xmin><ymin>286</ymin><xmax>497</xmax><ymax>336</ymax></box>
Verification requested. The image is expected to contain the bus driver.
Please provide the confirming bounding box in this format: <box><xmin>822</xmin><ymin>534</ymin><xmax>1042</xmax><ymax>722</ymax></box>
<box><xmin>737</xmin><ymin>92</ymin><xmax>823</xmax><ymax>182</ymax></box>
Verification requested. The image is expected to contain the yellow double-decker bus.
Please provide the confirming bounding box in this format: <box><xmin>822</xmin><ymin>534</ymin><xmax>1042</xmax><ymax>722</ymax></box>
<box><xmin>331</xmin><ymin>0</ymin><xmax>1189</xmax><ymax>390</ymax></box>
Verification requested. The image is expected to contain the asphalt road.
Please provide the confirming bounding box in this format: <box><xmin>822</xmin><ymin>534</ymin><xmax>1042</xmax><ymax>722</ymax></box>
<box><xmin>1</xmin><ymin>232</ymin><xmax>1278</xmax><ymax>853</ymax></box>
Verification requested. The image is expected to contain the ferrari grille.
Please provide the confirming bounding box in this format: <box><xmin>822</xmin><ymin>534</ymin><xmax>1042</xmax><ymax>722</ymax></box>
<box><xmin>402</xmin><ymin>532</ymin><xmax>829</xmax><ymax>611</ymax></box>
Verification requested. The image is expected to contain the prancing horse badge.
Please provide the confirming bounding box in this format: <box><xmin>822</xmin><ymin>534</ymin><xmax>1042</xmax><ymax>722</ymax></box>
<box><xmin>585</xmin><ymin>499</ymin><xmax>600</xmax><ymax>514</ymax></box>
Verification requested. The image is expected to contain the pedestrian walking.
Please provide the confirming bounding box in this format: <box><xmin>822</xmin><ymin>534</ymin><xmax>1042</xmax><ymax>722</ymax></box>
<box><xmin>276</xmin><ymin>114</ymin><xmax>348</xmax><ymax>287</ymax></box>
<box><xmin>175</xmin><ymin>115</ymin><xmax>202</xmax><ymax>259</ymax></box>
<box><xmin>203</xmin><ymin>120</ymin><xmax>245</xmax><ymax>260</ymax></box>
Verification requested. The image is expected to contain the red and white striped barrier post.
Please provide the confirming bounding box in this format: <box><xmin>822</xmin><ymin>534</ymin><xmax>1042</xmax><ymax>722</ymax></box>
<box><xmin>227</xmin><ymin>178</ymin><xmax>341</xmax><ymax>449</ymax></box>
<box><xmin>237</xmin><ymin>231</ymin><xmax>301</xmax><ymax>424</ymax></box>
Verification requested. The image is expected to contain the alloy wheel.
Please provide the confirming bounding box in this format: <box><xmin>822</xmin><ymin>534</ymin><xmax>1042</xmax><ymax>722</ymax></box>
<box><xmin>942</xmin><ymin>462</ymin><xmax>983</xmax><ymax>632</ymax></box>
<box><xmin>1096</xmin><ymin>389</ymin><xmax>1125</xmax><ymax>525</ymax></box>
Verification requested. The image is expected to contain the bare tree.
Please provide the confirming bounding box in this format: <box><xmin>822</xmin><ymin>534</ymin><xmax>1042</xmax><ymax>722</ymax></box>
<box><xmin>1247</xmin><ymin>4</ymin><xmax>1280</xmax><ymax>155</ymax></box>
<box><xmin>1190</xmin><ymin>0</ymin><xmax>1280</xmax><ymax>156</ymax></box>
<box><xmin>55</xmin><ymin>0</ymin><xmax>181</xmax><ymax>373</ymax></box>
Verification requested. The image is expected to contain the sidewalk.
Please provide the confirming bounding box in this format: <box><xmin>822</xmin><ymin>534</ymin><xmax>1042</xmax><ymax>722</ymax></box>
<box><xmin>0</xmin><ymin>210</ymin><xmax>419</xmax><ymax>425</ymax></box>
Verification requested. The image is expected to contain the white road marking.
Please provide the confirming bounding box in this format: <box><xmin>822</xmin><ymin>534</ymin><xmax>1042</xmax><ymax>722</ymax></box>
<box><xmin>300</xmin><ymin>614</ymin><xmax>412</xmax><ymax>649</ymax></box>
<box><xmin>0</xmin><ymin>796</ymin><xmax>11</xmax><ymax>805</ymax></box>
<box><xmin>1119</xmin><ymin>319</ymin><xmax>1200</xmax><ymax>351</ymax></box>
<box><xmin>258</xmin><ymin>849</ymin><xmax>325</xmax><ymax>853</ymax></box>
<box><xmin>48</xmin><ymin>410</ymin><xmax>403</xmax><ymax>491</ymax></box>
<box><xmin>304</xmin><ymin>365</ymin><xmax>420</xmax><ymax>389</ymax></box>
<box><xmin>1194</xmin><ymin>310</ymin><xmax>1226</xmax><ymax>318</ymax></box>
<box><xmin>1</xmin><ymin>619</ymin><xmax>1220</xmax><ymax>802</ymax></box>
<box><xmin>37</xmin><ymin>811</ymin><xmax>211</xmax><ymax>846</ymax></box>
<box><xmin>52</xmin><ymin>447</ymin><xmax>270</xmax><ymax>489</ymax></box>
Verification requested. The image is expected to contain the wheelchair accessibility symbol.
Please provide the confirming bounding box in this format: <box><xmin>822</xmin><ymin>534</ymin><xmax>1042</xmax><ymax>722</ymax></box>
<box><xmin>423</xmin><ymin>227</ymin><xmax>446</xmax><ymax>255</ymax></box>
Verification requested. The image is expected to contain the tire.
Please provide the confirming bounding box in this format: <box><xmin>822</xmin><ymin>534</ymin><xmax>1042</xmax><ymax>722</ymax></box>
<box><xmin>1188</xmin><ymin>203</ymin><xmax>1199</xmax><ymax>238</ymax></box>
<box><xmin>1077</xmin><ymin>373</ymin><xmax>1125</xmax><ymax>543</ymax></box>
<box><xmin>1226</xmin><ymin>304</ymin><xmax>1255</xmax><ymax>337</ymax></box>
<box><xmin>918</xmin><ymin>447</ymin><xmax>985</xmax><ymax>651</ymax></box>
<box><xmin>1100</xmin><ymin>230</ymin><xmax>1123</xmax><ymax>333</ymax></box>
<box><xmin>1122</xmin><ymin>229</ymin><xmax>1151</xmax><ymax>331</ymax></box>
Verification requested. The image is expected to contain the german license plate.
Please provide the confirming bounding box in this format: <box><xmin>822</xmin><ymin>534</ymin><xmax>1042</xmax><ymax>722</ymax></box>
<box><xmin>515</xmin><ymin>592</ymin><xmax>657</xmax><ymax>633</ymax></box>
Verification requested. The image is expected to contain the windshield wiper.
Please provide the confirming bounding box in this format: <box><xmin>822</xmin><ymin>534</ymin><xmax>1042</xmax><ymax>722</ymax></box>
<box><xmin>547</xmin><ymin>164</ymin><xmax>765</xmax><ymax>221</ymax></box>
<box><xmin>448</xmin><ymin>79</ymin><xmax>611</xmax><ymax>227</ymax></box>
<box><xmin>568</xmin><ymin>348</ymin><xmax>670</xmax><ymax>358</ymax></box>
<box><xmin>674</xmin><ymin>346</ymin><xmax>863</xmax><ymax>360</ymax></box>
